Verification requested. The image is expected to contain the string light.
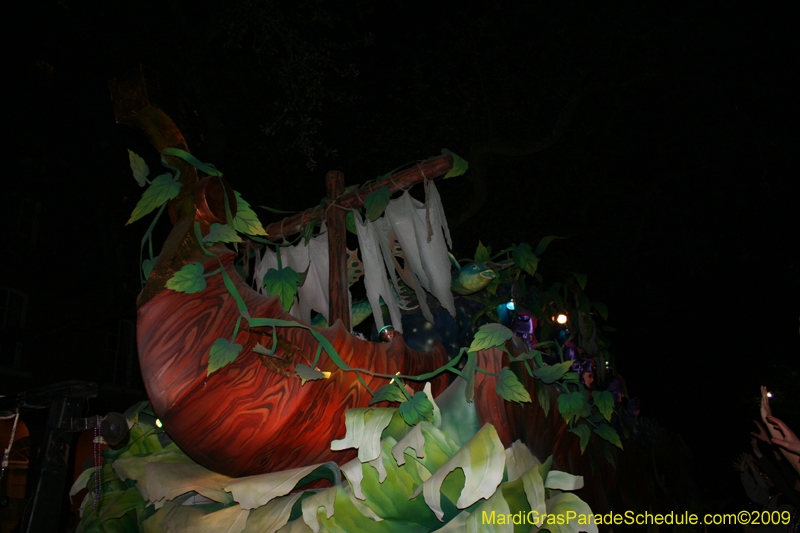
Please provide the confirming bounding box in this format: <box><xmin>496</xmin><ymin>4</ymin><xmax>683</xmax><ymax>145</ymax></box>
<box><xmin>506</xmin><ymin>299</ymin><xmax>515</xmax><ymax>310</ymax></box>
<box><xmin>155</xmin><ymin>419</ymin><xmax>162</xmax><ymax>428</ymax></box>
<box><xmin>555</xmin><ymin>313</ymin><xmax>568</xmax><ymax>324</ymax></box>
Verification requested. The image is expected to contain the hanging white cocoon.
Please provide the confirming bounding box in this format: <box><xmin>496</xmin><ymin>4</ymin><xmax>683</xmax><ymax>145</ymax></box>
<box><xmin>374</xmin><ymin>216</ymin><xmax>434</xmax><ymax>324</ymax></box>
<box><xmin>412</xmin><ymin>181</ymin><xmax>455</xmax><ymax>317</ymax></box>
<box><xmin>353</xmin><ymin>211</ymin><xmax>404</xmax><ymax>334</ymax></box>
<box><xmin>253</xmin><ymin>233</ymin><xmax>330</xmax><ymax>325</ymax></box>
<box><xmin>384</xmin><ymin>186</ymin><xmax>455</xmax><ymax>319</ymax></box>
<box><xmin>281</xmin><ymin>230</ymin><xmax>330</xmax><ymax>325</ymax></box>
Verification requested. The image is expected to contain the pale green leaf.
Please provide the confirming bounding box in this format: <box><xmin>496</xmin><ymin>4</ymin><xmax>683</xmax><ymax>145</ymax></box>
<box><xmin>532</xmin><ymin>360</ymin><xmax>573</xmax><ymax>384</ymax></box>
<box><xmin>496</xmin><ymin>367</ymin><xmax>531</xmax><ymax>404</ymax></box>
<box><xmin>166</xmin><ymin>262</ymin><xmax>207</xmax><ymax>294</ymax></box>
<box><xmin>127</xmin><ymin>173</ymin><xmax>181</xmax><ymax>225</ymax></box>
<box><xmin>399</xmin><ymin>391</ymin><xmax>434</xmax><ymax>426</ymax></box>
<box><xmin>593</xmin><ymin>423</ymin><xmax>623</xmax><ymax>450</ymax></box>
<box><xmin>146</xmin><ymin>463</ymin><xmax>233</xmax><ymax>507</ymax></box>
<box><xmin>505</xmin><ymin>441</ymin><xmax>547</xmax><ymax>518</ymax></box>
<box><xmin>441</xmin><ymin>149</ymin><xmax>469</xmax><ymax>179</ymax></box>
<box><xmin>568</xmin><ymin>425</ymin><xmax>592</xmax><ymax>455</ymax></box>
<box><xmin>225</xmin><ymin>462</ymin><xmax>340</xmax><ymax>510</ymax></box>
<box><xmin>128</xmin><ymin>149</ymin><xmax>149</xmax><ymax>187</ymax></box>
<box><xmin>464</xmin><ymin>489</ymin><xmax>512</xmax><ymax>531</ymax></box>
<box><xmin>112</xmin><ymin>449</ymin><xmax>195</xmax><ymax>500</ymax></box>
<box><xmin>592</xmin><ymin>390</ymin><xmax>614</xmax><ymax>422</ymax></box>
<box><xmin>411</xmin><ymin>424</ymin><xmax>505</xmax><ymax>521</ymax></box>
<box><xmin>469</xmin><ymin>323</ymin><xmax>513</xmax><ymax>352</ymax></box>
<box><xmin>544</xmin><ymin>470</ymin><xmax>584</xmax><ymax>491</ymax></box>
<box><xmin>364</xmin><ymin>186</ymin><xmax>392</xmax><ymax>221</ymax></box>
<box><xmin>263</xmin><ymin>267</ymin><xmax>300</xmax><ymax>311</ymax></box>
<box><xmin>232</xmin><ymin>191</ymin><xmax>267</xmax><ymax>236</ymax></box>
<box><xmin>204</xmin><ymin>223</ymin><xmax>243</xmax><ymax>244</ymax></box>
<box><xmin>207</xmin><ymin>338</ymin><xmax>243</xmax><ymax>375</ymax></box>
<box><xmin>243</xmin><ymin>492</ymin><xmax>306</xmax><ymax>533</ymax></box>
<box><xmin>423</xmin><ymin>382</ymin><xmax>441</xmax><ymax>429</ymax></box>
<box><xmin>544</xmin><ymin>492</ymin><xmax>598</xmax><ymax>533</ymax></box>
<box><xmin>331</xmin><ymin>408</ymin><xmax>398</xmax><ymax>463</ymax></box>
<box><xmin>163</xmin><ymin>503</ymin><xmax>249</xmax><ymax>533</ymax></box>
<box><xmin>301</xmin><ymin>486</ymin><xmax>337</xmax><ymax>533</ymax></box>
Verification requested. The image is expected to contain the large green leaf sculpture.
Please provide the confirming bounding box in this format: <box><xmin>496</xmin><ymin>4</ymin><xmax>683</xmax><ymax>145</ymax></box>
<box><xmin>73</xmin><ymin>398</ymin><xmax>595</xmax><ymax>533</ymax></box>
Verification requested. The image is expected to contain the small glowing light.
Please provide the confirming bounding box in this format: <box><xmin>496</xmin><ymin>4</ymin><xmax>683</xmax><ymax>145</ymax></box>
<box><xmin>155</xmin><ymin>419</ymin><xmax>162</xmax><ymax>428</ymax></box>
<box><xmin>389</xmin><ymin>371</ymin><xmax>401</xmax><ymax>384</ymax></box>
<box><xmin>767</xmin><ymin>392</ymin><xmax>773</xmax><ymax>398</ymax></box>
<box><xmin>556</xmin><ymin>313</ymin><xmax>568</xmax><ymax>324</ymax></box>
<box><xmin>605</xmin><ymin>361</ymin><xmax>609</xmax><ymax>367</ymax></box>
<box><xmin>506</xmin><ymin>299</ymin><xmax>515</xmax><ymax>310</ymax></box>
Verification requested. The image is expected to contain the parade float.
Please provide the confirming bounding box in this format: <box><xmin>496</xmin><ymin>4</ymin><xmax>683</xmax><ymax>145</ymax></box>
<box><xmin>71</xmin><ymin>69</ymin><xmax>694</xmax><ymax>532</ymax></box>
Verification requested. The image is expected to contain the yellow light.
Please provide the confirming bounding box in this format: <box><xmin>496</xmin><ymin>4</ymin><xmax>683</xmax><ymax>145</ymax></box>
<box><xmin>155</xmin><ymin>419</ymin><xmax>162</xmax><ymax>428</ymax></box>
<box><xmin>389</xmin><ymin>371</ymin><xmax>401</xmax><ymax>384</ymax></box>
<box><xmin>556</xmin><ymin>313</ymin><xmax>568</xmax><ymax>324</ymax></box>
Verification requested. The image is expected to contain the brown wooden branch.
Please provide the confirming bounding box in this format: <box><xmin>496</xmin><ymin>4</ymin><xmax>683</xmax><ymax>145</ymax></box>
<box><xmin>264</xmin><ymin>153</ymin><xmax>454</xmax><ymax>241</ymax></box>
<box><xmin>110</xmin><ymin>66</ymin><xmax>212</xmax><ymax>309</ymax></box>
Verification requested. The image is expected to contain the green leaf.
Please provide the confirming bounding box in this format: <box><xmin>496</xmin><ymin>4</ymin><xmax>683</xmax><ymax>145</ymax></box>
<box><xmin>295</xmin><ymin>364</ymin><xmax>325</xmax><ymax>385</ymax></box>
<box><xmin>411</xmin><ymin>424</ymin><xmax>504</xmax><ymax>522</ymax></box>
<box><xmin>142</xmin><ymin>256</ymin><xmax>158</xmax><ymax>280</ymax></box>
<box><xmin>207</xmin><ymin>338</ymin><xmax>243</xmax><ymax>375</ymax></box>
<box><xmin>203</xmin><ymin>223</ymin><xmax>243</xmax><ymax>244</ymax></box>
<box><xmin>441</xmin><ymin>149</ymin><xmax>469</xmax><ymax>179</ymax></box>
<box><xmin>331</xmin><ymin>408</ymin><xmax>398</xmax><ymax>464</ymax></box>
<box><xmin>128</xmin><ymin>149</ymin><xmax>149</xmax><ymax>187</ymax></box>
<box><xmin>369</xmin><ymin>383</ymin><xmax>408</xmax><ymax>405</ymax></box>
<box><xmin>126</xmin><ymin>173</ymin><xmax>181</xmax><ymax>225</ymax></box>
<box><xmin>463</xmin><ymin>354</ymin><xmax>476</xmax><ymax>403</ymax></box>
<box><xmin>592</xmin><ymin>301</ymin><xmax>609</xmax><ymax>321</ymax></box>
<box><xmin>571</xmin><ymin>272</ymin><xmax>587</xmax><ymax>291</ymax></box>
<box><xmin>166</xmin><ymin>262</ymin><xmax>207</xmax><ymax>294</ymax></box>
<box><xmin>534</xmin><ymin>235</ymin><xmax>561</xmax><ymax>257</ymax></box>
<box><xmin>364</xmin><ymin>186</ymin><xmax>392</xmax><ymax>221</ymax></box>
<box><xmin>231</xmin><ymin>191</ymin><xmax>267</xmax><ymax>236</ymax></box>
<box><xmin>536</xmin><ymin>384</ymin><xmax>550</xmax><ymax>416</ymax></box>
<box><xmin>468</xmin><ymin>323</ymin><xmax>513</xmax><ymax>352</ymax></box>
<box><xmin>225</xmin><ymin>462</ymin><xmax>340</xmax><ymax>509</ymax></box>
<box><xmin>512</xmin><ymin>242</ymin><xmax>540</xmax><ymax>277</ymax></box>
<box><xmin>532</xmin><ymin>360</ymin><xmax>573</xmax><ymax>384</ymax></box>
<box><xmin>592</xmin><ymin>390</ymin><xmax>615</xmax><ymax>422</ymax></box>
<box><xmin>474</xmin><ymin>241</ymin><xmax>491</xmax><ymax>262</ymax></box>
<box><xmin>263</xmin><ymin>267</ymin><xmax>300</xmax><ymax>311</ymax></box>
<box><xmin>557</xmin><ymin>391</ymin><xmax>585</xmax><ymax>424</ymax></box>
<box><xmin>569</xmin><ymin>425</ymin><xmax>591</xmax><ymax>455</ymax></box>
<box><xmin>345</xmin><ymin>211</ymin><xmax>357</xmax><ymax>234</ymax></box>
<box><xmin>398</xmin><ymin>391</ymin><xmax>434</xmax><ymax>426</ymax></box>
<box><xmin>593</xmin><ymin>423</ymin><xmax>623</xmax><ymax>450</ymax></box>
<box><xmin>496</xmin><ymin>367</ymin><xmax>531</xmax><ymax>404</ymax></box>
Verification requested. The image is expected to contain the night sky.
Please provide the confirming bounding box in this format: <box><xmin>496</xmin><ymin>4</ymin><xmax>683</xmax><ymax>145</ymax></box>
<box><xmin>5</xmin><ymin>0</ymin><xmax>799</xmax><ymax>512</ymax></box>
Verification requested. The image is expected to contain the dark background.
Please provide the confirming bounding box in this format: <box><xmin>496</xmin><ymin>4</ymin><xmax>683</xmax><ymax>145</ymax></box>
<box><xmin>3</xmin><ymin>0</ymin><xmax>798</xmax><ymax>516</ymax></box>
